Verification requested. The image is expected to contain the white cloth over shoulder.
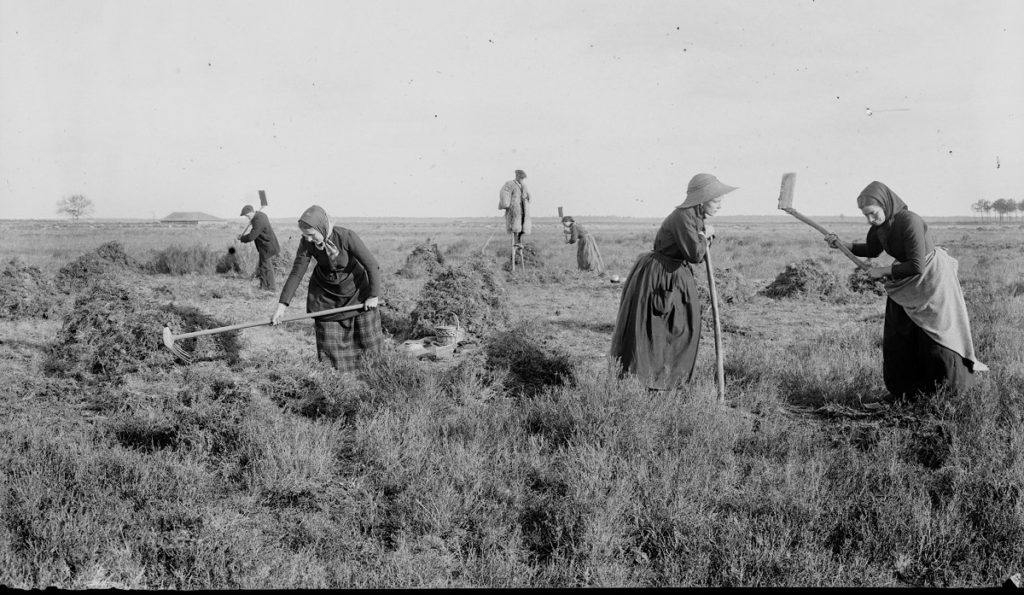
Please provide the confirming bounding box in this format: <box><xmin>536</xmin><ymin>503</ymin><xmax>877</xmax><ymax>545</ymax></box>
<box><xmin>884</xmin><ymin>247</ymin><xmax>988</xmax><ymax>372</ymax></box>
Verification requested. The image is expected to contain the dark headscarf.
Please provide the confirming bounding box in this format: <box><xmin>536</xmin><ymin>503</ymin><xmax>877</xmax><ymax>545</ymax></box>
<box><xmin>298</xmin><ymin>205</ymin><xmax>339</xmax><ymax>258</ymax></box>
<box><xmin>856</xmin><ymin>181</ymin><xmax>908</xmax><ymax>225</ymax></box>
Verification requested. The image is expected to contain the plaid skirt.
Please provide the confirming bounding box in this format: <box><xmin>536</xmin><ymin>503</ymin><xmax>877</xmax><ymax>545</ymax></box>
<box><xmin>313</xmin><ymin>308</ymin><xmax>384</xmax><ymax>373</ymax></box>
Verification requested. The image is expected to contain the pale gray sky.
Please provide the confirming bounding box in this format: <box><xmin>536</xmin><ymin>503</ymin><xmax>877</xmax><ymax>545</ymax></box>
<box><xmin>1</xmin><ymin>0</ymin><xmax>1021</xmax><ymax>220</ymax></box>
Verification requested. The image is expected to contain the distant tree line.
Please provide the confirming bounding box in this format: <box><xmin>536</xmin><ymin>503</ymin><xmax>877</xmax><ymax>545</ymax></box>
<box><xmin>970</xmin><ymin>198</ymin><xmax>1024</xmax><ymax>222</ymax></box>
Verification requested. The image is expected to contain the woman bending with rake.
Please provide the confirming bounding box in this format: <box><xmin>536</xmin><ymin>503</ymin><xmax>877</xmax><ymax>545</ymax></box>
<box><xmin>610</xmin><ymin>173</ymin><xmax>737</xmax><ymax>391</ymax></box>
<box><xmin>825</xmin><ymin>181</ymin><xmax>987</xmax><ymax>402</ymax></box>
<box><xmin>272</xmin><ymin>205</ymin><xmax>383</xmax><ymax>373</ymax></box>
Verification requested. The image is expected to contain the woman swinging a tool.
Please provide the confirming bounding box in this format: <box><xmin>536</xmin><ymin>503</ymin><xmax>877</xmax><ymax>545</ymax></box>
<box><xmin>272</xmin><ymin>205</ymin><xmax>383</xmax><ymax>373</ymax></box>
<box><xmin>610</xmin><ymin>173</ymin><xmax>737</xmax><ymax>391</ymax></box>
<box><xmin>824</xmin><ymin>181</ymin><xmax>987</xmax><ymax>403</ymax></box>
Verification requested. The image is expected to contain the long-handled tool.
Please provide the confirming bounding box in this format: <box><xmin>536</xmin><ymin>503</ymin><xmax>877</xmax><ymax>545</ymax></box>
<box><xmin>777</xmin><ymin>173</ymin><xmax>871</xmax><ymax>271</ymax></box>
<box><xmin>162</xmin><ymin>302</ymin><xmax>365</xmax><ymax>363</ymax></box>
<box><xmin>704</xmin><ymin>242</ymin><xmax>726</xmax><ymax>403</ymax></box>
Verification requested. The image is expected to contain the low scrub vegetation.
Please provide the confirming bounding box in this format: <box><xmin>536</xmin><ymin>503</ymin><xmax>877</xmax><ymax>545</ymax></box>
<box><xmin>0</xmin><ymin>218</ymin><xmax>1021</xmax><ymax>588</ymax></box>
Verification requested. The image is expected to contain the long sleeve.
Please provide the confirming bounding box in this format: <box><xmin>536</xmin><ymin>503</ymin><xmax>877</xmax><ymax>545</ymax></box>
<box><xmin>239</xmin><ymin>215</ymin><xmax>266</xmax><ymax>243</ymax></box>
<box><xmin>652</xmin><ymin>207</ymin><xmax>706</xmax><ymax>264</ymax></box>
<box><xmin>850</xmin><ymin>227</ymin><xmax>884</xmax><ymax>258</ymax></box>
<box><xmin>888</xmin><ymin>212</ymin><xmax>930</xmax><ymax>279</ymax></box>
<box><xmin>278</xmin><ymin>242</ymin><xmax>312</xmax><ymax>306</ymax></box>
<box><xmin>344</xmin><ymin>231</ymin><xmax>382</xmax><ymax>296</ymax></box>
<box><xmin>568</xmin><ymin>224</ymin><xmax>579</xmax><ymax>244</ymax></box>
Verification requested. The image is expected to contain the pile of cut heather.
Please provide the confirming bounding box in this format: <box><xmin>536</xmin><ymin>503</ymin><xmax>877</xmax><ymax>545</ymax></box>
<box><xmin>695</xmin><ymin>266</ymin><xmax>754</xmax><ymax>305</ymax></box>
<box><xmin>54</xmin><ymin>241</ymin><xmax>140</xmax><ymax>294</ymax></box>
<box><xmin>501</xmin><ymin>242</ymin><xmax>545</xmax><ymax>272</ymax></box>
<box><xmin>396</xmin><ymin>241</ymin><xmax>445</xmax><ymax>278</ymax></box>
<box><xmin>761</xmin><ymin>259</ymin><xmax>843</xmax><ymax>299</ymax></box>
<box><xmin>0</xmin><ymin>259</ymin><xmax>64</xmax><ymax>319</ymax></box>
<box><xmin>48</xmin><ymin>274</ymin><xmax>241</xmax><ymax>382</ymax></box>
<box><xmin>410</xmin><ymin>258</ymin><xmax>509</xmax><ymax>338</ymax></box>
<box><xmin>848</xmin><ymin>266</ymin><xmax>887</xmax><ymax>296</ymax></box>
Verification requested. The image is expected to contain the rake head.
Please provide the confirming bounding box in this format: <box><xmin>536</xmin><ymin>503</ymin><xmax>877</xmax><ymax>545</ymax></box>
<box><xmin>162</xmin><ymin>325</ymin><xmax>193</xmax><ymax>364</ymax></box>
<box><xmin>777</xmin><ymin>172</ymin><xmax>797</xmax><ymax>211</ymax></box>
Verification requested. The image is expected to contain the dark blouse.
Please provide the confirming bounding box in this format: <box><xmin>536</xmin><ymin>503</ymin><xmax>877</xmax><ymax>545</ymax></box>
<box><xmin>652</xmin><ymin>207</ymin><xmax>707</xmax><ymax>265</ymax></box>
<box><xmin>850</xmin><ymin>210</ymin><xmax>933</xmax><ymax>279</ymax></box>
<box><xmin>279</xmin><ymin>227</ymin><xmax>381</xmax><ymax>320</ymax></box>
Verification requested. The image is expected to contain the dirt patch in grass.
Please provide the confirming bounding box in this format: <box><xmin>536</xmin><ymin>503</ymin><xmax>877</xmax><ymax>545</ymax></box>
<box><xmin>761</xmin><ymin>259</ymin><xmax>844</xmax><ymax>300</ymax></box>
<box><xmin>410</xmin><ymin>258</ymin><xmax>510</xmax><ymax>339</ymax></box>
<box><xmin>396</xmin><ymin>241</ymin><xmax>445</xmax><ymax>278</ymax></box>
<box><xmin>0</xmin><ymin>259</ymin><xmax>64</xmax><ymax>320</ymax></box>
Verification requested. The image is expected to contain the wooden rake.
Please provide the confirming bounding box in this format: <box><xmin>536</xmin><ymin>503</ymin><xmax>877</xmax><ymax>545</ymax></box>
<box><xmin>162</xmin><ymin>302</ymin><xmax>366</xmax><ymax>363</ymax></box>
<box><xmin>777</xmin><ymin>172</ymin><xmax>871</xmax><ymax>271</ymax></box>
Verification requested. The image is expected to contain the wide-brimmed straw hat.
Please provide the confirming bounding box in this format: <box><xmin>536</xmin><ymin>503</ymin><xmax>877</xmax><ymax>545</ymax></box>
<box><xmin>675</xmin><ymin>173</ymin><xmax>738</xmax><ymax>209</ymax></box>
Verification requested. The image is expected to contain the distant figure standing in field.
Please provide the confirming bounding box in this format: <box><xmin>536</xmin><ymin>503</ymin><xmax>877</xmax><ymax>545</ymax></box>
<box><xmin>561</xmin><ymin>216</ymin><xmax>605</xmax><ymax>273</ymax></box>
<box><xmin>272</xmin><ymin>205</ymin><xmax>382</xmax><ymax>374</ymax></box>
<box><xmin>238</xmin><ymin>204</ymin><xmax>280</xmax><ymax>291</ymax></box>
<box><xmin>499</xmin><ymin>169</ymin><xmax>532</xmax><ymax>247</ymax></box>
<box><xmin>825</xmin><ymin>181</ymin><xmax>987</xmax><ymax>404</ymax></box>
<box><xmin>610</xmin><ymin>173</ymin><xmax>737</xmax><ymax>391</ymax></box>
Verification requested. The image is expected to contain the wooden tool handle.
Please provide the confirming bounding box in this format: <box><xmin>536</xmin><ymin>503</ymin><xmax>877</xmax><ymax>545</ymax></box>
<box><xmin>781</xmin><ymin>207</ymin><xmax>871</xmax><ymax>271</ymax></box>
<box><xmin>705</xmin><ymin>244</ymin><xmax>726</xmax><ymax>403</ymax></box>
<box><xmin>169</xmin><ymin>303</ymin><xmax>367</xmax><ymax>340</ymax></box>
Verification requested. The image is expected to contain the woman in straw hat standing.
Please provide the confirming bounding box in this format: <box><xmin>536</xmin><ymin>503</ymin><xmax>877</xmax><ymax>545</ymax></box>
<box><xmin>610</xmin><ymin>173</ymin><xmax>737</xmax><ymax>391</ymax></box>
<box><xmin>825</xmin><ymin>181</ymin><xmax>986</xmax><ymax>404</ymax></box>
<box><xmin>272</xmin><ymin>205</ymin><xmax>383</xmax><ymax>373</ymax></box>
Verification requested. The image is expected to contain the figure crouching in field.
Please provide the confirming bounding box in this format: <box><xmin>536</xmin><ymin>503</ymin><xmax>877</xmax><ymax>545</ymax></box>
<box><xmin>272</xmin><ymin>205</ymin><xmax>382</xmax><ymax>373</ymax></box>
<box><xmin>610</xmin><ymin>173</ymin><xmax>737</xmax><ymax>391</ymax></box>
<box><xmin>825</xmin><ymin>181</ymin><xmax>987</xmax><ymax>403</ymax></box>
<box><xmin>561</xmin><ymin>216</ymin><xmax>605</xmax><ymax>273</ymax></box>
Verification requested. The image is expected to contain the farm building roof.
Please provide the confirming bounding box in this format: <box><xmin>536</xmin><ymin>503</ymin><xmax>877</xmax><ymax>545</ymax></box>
<box><xmin>161</xmin><ymin>211</ymin><xmax>224</xmax><ymax>223</ymax></box>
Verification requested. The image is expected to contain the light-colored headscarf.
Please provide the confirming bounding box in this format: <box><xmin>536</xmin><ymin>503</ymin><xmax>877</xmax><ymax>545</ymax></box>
<box><xmin>298</xmin><ymin>205</ymin><xmax>339</xmax><ymax>258</ymax></box>
<box><xmin>856</xmin><ymin>181</ymin><xmax>908</xmax><ymax>228</ymax></box>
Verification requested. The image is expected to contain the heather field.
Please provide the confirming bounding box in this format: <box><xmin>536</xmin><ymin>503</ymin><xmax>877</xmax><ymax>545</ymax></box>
<box><xmin>1</xmin><ymin>215</ymin><xmax>1022</xmax><ymax>588</ymax></box>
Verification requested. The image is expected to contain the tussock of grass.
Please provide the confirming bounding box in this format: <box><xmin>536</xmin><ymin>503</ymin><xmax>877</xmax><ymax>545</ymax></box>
<box><xmin>484</xmin><ymin>322</ymin><xmax>577</xmax><ymax>398</ymax></box>
<box><xmin>215</xmin><ymin>245</ymin><xmax>246</xmax><ymax>275</ymax></box>
<box><xmin>144</xmin><ymin>244</ymin><xmax>220</xmax><ymax>275</ymax></box>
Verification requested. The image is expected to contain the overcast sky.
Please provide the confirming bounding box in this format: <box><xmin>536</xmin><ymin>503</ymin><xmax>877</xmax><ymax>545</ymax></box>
<box><xmin>1</xmin><ymin>0</ymin><xmax>1021</xmax><ymax>220</ymax></box>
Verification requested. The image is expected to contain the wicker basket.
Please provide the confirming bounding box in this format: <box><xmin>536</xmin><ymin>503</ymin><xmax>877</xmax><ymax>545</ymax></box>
<box><xmin>434</xmin><ymin>314</ymin><xmax>462</xmax><ymax>346</ymax></box>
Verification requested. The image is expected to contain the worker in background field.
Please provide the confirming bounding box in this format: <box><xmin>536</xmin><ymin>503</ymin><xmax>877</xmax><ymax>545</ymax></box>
<box><xmin>239</xmin><ymin>204</ymin><xmax>280</xmax><ymax>291</ymax></box>
<box><xmin>610</xmin><ymin>173</ymin><xmax>737</xmax><ymax>391</ymax></box>
<box><xmin>499</xmin><ymin>169</ymin><xmax>532</xmax><ymax>248</ymax></box>
<box><xmin>272</xmin><ymin>205</ymin><xmax>382</xmax><ymax>374</ymax></box>
<box><xmin>561</xmin><ymin>215</ymin><xmax>605</xmax><ymax>274</ymax></box>
<box><xmin>825</xmin><ymin>181</ymin><xmax>987</xmax><ymax>406</ymax></box>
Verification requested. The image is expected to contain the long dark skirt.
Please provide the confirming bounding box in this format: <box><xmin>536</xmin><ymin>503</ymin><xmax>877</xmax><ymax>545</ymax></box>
<box><xmin>610</xmin><ymin>252</ymin><xmax>701</xmax><ymax>390</ymax></box>
<box><xmin>883</xmin><ymin>297</ymin><xmax>974</xmax><ymax>398</ymax></box>
<box><xmin>576</xmin><ymin>234</ymin><xmax>605</xmax><ymax>273</ymax></box>
<box><xmin>313</xmin><ymin>308</ymin><xmax>384</xmax><ymax>373</ymax></box>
